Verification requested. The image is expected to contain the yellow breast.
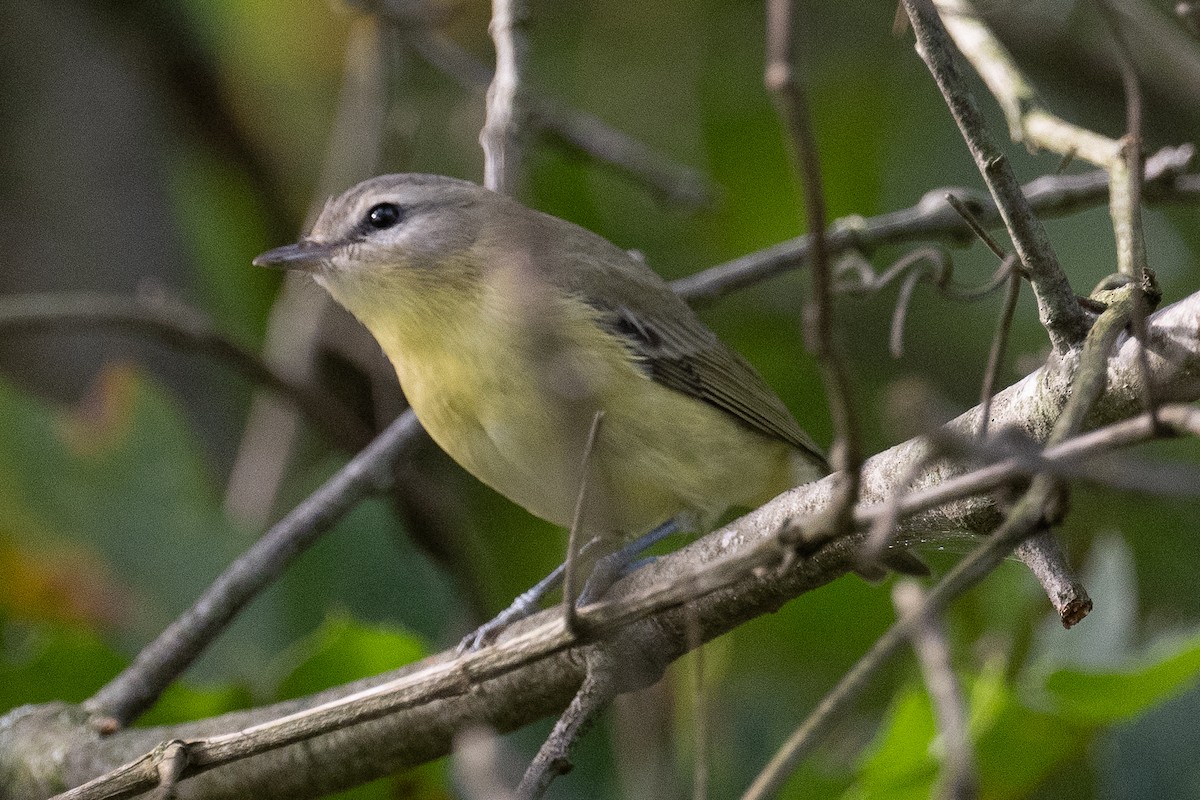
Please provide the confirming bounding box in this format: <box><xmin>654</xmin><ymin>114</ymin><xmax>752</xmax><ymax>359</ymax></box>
<box><xmin>322</xmin><ymin>266</ymin><xmax>802</xmax><ymax>538</ymax></box>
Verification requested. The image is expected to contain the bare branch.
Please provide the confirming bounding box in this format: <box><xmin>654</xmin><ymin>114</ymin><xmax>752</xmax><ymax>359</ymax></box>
<box><xmin>83</xmin><ymin>411</ymin><xmax>425</xmax><ymax>727</ymax></box>
<box><xmin>893</xmin><ymin>581</ymin><xmax>978</xmax><ymax>800</ymax></box>
<box><xmin>671</xmin><ymin>145</ymin><xmax>1196</xmax><ymax>303</ymax></box>
<box><xmin>481</xmin><ymin>0</ymin><xmax>529</xmax><ymax>194</ymax></box>
<box><xmin>1100</xmin><ymin>4</ymin><xmax>1149</xmax><ymax>281</ymax></box>
<box><xmin>0</xmin><ymin>291</ymin><xmax>371</xmax><ymax>451</ymax></box>
<box><xmin>397</xmin><ymin>26</ymin><xmax>715</xmax><ymax>207</ymax></box>
<box><xmin>517</xmin><ymin>651</ymin><xmax>617</xmax><ymax>799</ymax></box>
<box><xmin>900</xmin><ymin>0</ymin><xmax>1088</xmax><ymax>354</ymax></box>
<box><xmin>1014</xmin><ymin>532</ymin><xmax>1092</xmax><ymax>628</ymax></box>
<box><xmin>1096</xmin><ymin>1</ymin><xmax>1162</xmax><ymax>430</ymax></box>
<box><xmin>978</xmin><ymin>259</ymin><xmax>1022</xmax><ymax>437</ymax></box>
<box><xmin>764</xmin><ymin>0</ymin><xmax>862</xmax><ymax>528</ymax></box>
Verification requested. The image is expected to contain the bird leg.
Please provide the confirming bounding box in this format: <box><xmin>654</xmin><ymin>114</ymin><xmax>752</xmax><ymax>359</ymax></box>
<box><xmin>456</xmin><ymin>518</ymin><xmax>682</xmax><ymax>653</ymax></box>
<box><xmin>577</xmin><ymin>518</ymin><xmax>680</xmax><ymax>605</ymax></box>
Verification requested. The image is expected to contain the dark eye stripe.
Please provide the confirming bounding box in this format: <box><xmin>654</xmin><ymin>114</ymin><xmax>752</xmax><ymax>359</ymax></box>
<box><xmin>366</xmin><ymin>203</ymin><xmax>403</xmax><ymax>229</ymax></box>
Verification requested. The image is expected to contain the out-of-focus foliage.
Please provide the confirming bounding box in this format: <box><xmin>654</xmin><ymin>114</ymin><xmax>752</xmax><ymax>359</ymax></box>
<box><xmin>2</xmin><ymin>0</ymin><xmax>1199</xmax><ymax>797</ymax></box>
<box><xmin>273</xmin><ymin>613</ymin><xmax>427</xmax><ymax>701</ymax></box>
<box><xmin>831</xmin><ymin>627</ymin><xmax>1200</xmax><ymax>800</ymax></box>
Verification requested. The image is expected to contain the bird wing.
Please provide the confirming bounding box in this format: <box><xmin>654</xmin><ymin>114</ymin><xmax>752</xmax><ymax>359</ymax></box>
<box><xmin>594</xmin><ymin>297</ymin><xmax>827</xmax><ymax>468</ymax></box>
<box><xmin>552</xmin><ymin>234</ymin><xmax>827</xmax><ymax>471</ymax></box>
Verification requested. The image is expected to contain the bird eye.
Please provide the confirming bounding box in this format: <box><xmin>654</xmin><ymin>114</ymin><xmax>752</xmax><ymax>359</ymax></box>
<box><xmin>366</xmin><ymin>202</ymin><xmax>403</xmax><ymax>230</ymax></box>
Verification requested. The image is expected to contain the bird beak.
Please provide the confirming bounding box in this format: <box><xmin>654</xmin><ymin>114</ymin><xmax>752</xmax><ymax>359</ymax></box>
<box><xmin>253</xmin><ymin>240</ymin><xmax>337</xmax><ymax>271</ymax></box>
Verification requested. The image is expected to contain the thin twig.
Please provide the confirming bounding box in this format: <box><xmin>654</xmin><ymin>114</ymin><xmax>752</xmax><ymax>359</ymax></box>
<box><xmin>517</xmin><ymin>650</ymin><xmax>618</xmax><ymax>799</ymax></box>
<box><xmin>225</xmin><ymin>15</ymin><xmax>389</xmax><ymax>527</ymax></box>
<box><xmin>1097</xmin><ymin>1</ymin><xmax>1148</xmax><ymax>281</ymax></box>
<box><xmin>892</xmin><ymin>582</ymin><xmax>978</xmax><ymax>800</ymax></box>
<box><xmin>978</xmin><ymin>258</ymin><xmax>1022</xmax><ymax>437</ymax></box>
<box><xmin>1097</xmin><ymin>0</ymin><xmax>1162</xmax><ymax>429</ymax></box>
<box><xmin>83</xmin><ymin>411</ymin><xmax>424</xmax><ymax>727</ymax></box>
<box><xmin>856</xmin><ymin>411</ymin><xmax>1196</xmax><ymax>539</ymax></box>
<box><xmin>764</xmin><ymin>0</ymin><xmax>862</xmax><ymax>531</ymax></box>
<box><xmin>1051</xmin><ymin>280</ymin><xmax>1138</xmax><ymax>443</ymax></box>
<box><xmin>481</xmin><ymin>0</ymin><xmax>529</xmax><ymax>195</ymax></box>
<box><xmin>0</xmin><ymin>291</ymin><xmax>372</xmax><ymax>451</ymax></box>
<box><xmin>945</xmin><ymin>193</ymin><xmax>1007</xmax><ymax>259</ymax></box>
<box><xmin>398</xmin><ymin>27</ymin><xmax>714</xmax><ymax>207</ymax></box>
<box><xmin>835</xmin><ymin>247</ymin><xmax>1014</xmax><ymax>358</ymax></box>
<box><xmin>901</xmin><ymin>0</ymin><xmax>1088</xmax><ymax>354</ymax></box>
<box><xmin>1014</xmin><ymin>531</ymin><xmax>1092</xmax><ymax>628</ymax></box>
<box><xmin>671</xmin><ymin>145</ymin><xmax>1196</xmax><ymax>303</ymax></box>
<box><xmin>890</xmin><ymin>261</ymin><xmax>930</xmax><ymax>358</ymax></box>
<box><xmin>563</xmin><ymin>411</ymin><xmax>606</xmax><ymax>633</ymax></box>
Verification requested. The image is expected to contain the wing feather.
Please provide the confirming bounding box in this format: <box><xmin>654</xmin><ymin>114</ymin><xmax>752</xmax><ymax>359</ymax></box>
<box><xmin>600</xmin><ymin>302</ymin><xmax>827</xmax><ymax>467</ymax></box>
<box><xmin>525</xmin><ymin>205</ymin><xmax>829</xmax><ymax>473</ymax></box>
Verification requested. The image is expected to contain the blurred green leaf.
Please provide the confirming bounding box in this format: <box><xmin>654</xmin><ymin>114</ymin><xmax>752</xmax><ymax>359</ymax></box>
<box><xmin>971</xmin><ymin>670</ymin><xmax>1086</xmax><ymax>800</ymax></box>
<box><xmin>845</xmin><ymin>662</ymin><xmax>1088</xmax><ymax>800</ymax></box>
<box><xmin>167</xmin><ymin>147</ymin><xmax>278</xmax><ymax>344</ymax></box>
<box><xmin>275</xmin><ymin>614</ymin><xmax>428</xmax><ymax>701</ymax></box>
<box><xmin>1043</xmin><ymin>631</ymin><xmax>1200</xmax><ymax>726</ymax></box>
<box><xmin>0</xmin><ymin>621</ymin><xmax>124</xmax><ymax>707</ymax></box>
<box><xmin>136</xmin><ymin>680</ymin><xmax>255</xmax><ymax>728</ymax></box>
<box><xmin>0</xmin><ymin>365</ymin><xmax>226</xmax><ymax>542</ymax></box>
<box><xmin>0</xmin><ymin>366</ymin><xmax>310</xmax><ymax>681</ymax></box>
<box><xmin>845</xmin><ymin>684</ymin><xmax>938</xmax><ymax>799</ymax></box>
<box><xmin>840</xmin><ymin>625</ymin><xmax>1200</xmax><ymax>800</ymax></box>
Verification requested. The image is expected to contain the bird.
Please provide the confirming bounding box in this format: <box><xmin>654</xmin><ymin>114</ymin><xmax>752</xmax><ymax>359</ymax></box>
<box><xmin>254</xmin><ymin>174</ymin><xmax>828</xmax><ymax>641</ymax></box>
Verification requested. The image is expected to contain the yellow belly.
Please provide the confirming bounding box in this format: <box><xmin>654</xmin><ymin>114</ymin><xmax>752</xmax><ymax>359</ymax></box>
<box><xmin>327</xmin><ymin>274</ymin><xmax>806</xmax><ymax>538</ymax></box>
<box><xmin>411</xmin><ymin>350</ymin><xmax>800</xmax><ymax>533</ymax></box>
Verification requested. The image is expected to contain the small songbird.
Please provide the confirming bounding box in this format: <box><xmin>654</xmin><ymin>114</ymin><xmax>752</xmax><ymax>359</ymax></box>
<box><xmin>255</xmin><ymin>174</ymin><xmax>828</xmax><ymax>627</ymax></box>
